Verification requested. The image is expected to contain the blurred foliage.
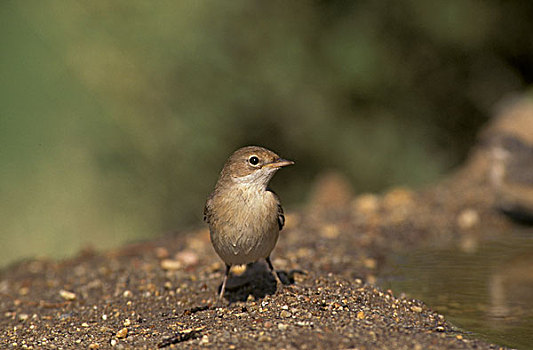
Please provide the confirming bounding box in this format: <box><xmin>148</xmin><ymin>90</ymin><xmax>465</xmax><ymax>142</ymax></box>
<box><xmin>1</xmin><ymin>0</ymin><xmax>532</xmax><ymax>266</ymax></box>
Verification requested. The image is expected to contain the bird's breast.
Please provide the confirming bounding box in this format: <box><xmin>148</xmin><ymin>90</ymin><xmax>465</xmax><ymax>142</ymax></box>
<box><xmin>208</xmin><ymin>185</ymin><xmax>280</xmax><ymax>265</ymax></box>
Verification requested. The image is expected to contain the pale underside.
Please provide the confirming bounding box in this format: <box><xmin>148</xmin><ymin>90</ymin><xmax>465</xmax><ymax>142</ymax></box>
<box><xmin>206</xmin><ymin>180</ymin><xmax>281</xmax><ymax>266</ymax></box>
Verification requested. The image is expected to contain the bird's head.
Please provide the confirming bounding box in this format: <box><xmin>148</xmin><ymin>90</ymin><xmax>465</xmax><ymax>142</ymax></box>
<box><xmin>217</xmin><ymin>146</ymin><xmax>294</xmax><ymax>189</ymax></box>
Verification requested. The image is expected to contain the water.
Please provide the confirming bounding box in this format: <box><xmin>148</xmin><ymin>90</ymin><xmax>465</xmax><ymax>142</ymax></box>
<box><xmin>380</xmin><ymin>229</ymin><xmax>533</xmax><ymax>349</ymax></box>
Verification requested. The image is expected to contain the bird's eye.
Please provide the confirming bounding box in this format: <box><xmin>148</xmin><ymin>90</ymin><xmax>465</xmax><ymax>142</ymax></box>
<box><xmin>248</xmin><ymin>156</ymin><xmax>259</xmax><ymax>166</ymax></box>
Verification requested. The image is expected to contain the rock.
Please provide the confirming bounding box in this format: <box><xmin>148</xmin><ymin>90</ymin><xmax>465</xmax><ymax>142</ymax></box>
<box><xmin>353</xmin><ymin>194</ymin><xmax>380</xmax><ymax>215</ymax></box>
<box><xmin>277</xmin><ymin>323</ymin><xmax>289</xmax><ymax>331</ymax></box>
<box><xmin>280</xmin><ymin>310</ymin><xmax>291</xmax><ymax>318</ymax></box>
<box><xmin>199</xmin><ymin>335</ymin><xmax>209</xmax><ymax>344</ymax></box>
<box><xmin>411</xmin><ymin>306</ymin><xmax>423</xmax><ymax>313</ymax></box>
<box><xmin>457</xmin><ymin>209</ymin><xmax>480</xmax><ymax>230</ymax></box>
<box><xmin>115</xmin><ymin>327</ymin><xmax>128</xmax><ymax>339</ymax></box>
<box><xmin>481</xmin><ymin>95</ymin><xmax>533</xmax><ymax>223</ymax></box>
<box><xmin>155</xmin><ymin>247</ymin><xmax>170</xmax><ymax>259</ymax></box>
<box><xmin>160</xmin><ymin>259</ymin><xmax>182</xmax><ymax>271</ymax></box>
<box><xmin>383</xmin><ymin>188</ymin><xmax>415</xmax><ymax>223</ymax></box>
<box><xmin>59</xmin><ymin>289</ymin><xmax>77</xmax><ymax>301</ymax></box>
<box><xmin>175</xmin><ymin>250</ymin><xmax>199</xmax><ymax>267</ymax></box>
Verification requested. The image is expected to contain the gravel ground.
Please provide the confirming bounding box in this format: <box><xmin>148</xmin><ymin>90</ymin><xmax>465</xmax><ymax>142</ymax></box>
<box><xmin>0</xmin><ymin>166</ymin><xmax>513</xmax><ymax>349</ymax></box>
<box><xmin>2</xmin><ymin>122</ymin><xmax>525</xmax><ymax>349</ymax></box>
<box><xmin>0</xmin><ymin>251</ymin><xmax>507</xmax><ymax>349</ymax></box>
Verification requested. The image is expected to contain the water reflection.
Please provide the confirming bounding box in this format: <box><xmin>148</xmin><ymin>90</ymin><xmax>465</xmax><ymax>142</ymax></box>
<box><xmin>380</xmin><ymin>229</ymin><xmax>533</xmax><ymax>349</ymax></box>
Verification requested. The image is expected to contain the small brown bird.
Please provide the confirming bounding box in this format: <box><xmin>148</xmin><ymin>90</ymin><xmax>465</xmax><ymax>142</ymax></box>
<box><xmin>204</xmin><ymin>146</ymin><xmax>294</xmax><ymax>300</ymax></box>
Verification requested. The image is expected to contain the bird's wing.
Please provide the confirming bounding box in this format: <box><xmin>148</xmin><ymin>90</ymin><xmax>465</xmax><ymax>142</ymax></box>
<box><xmin>203</xmin><ymin>195</ymin><xmax>213</xmax><ymax>224</ymax></box>
<box><xmin>267</xmin><ymin>188</ymin><xmax>285</xmax><ymax>231</ymax></box>
<box><xmin>277</xmin><ymin>203</ymin><xmax>285</xmax><ymax>231</ymax></box>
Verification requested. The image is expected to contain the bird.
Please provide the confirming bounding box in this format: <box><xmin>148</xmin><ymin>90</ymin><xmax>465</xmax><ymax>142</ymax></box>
<box><xmin>204</xmin><ymin>146</ymin><xmax>294</xmax><ymax>300</ymax></box>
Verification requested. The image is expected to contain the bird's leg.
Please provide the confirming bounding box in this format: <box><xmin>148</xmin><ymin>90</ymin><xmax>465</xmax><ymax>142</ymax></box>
<box><xmin>266</xmin><ymin>256</ymin><xmax>284</xmax><ymax>287</ymax></box>
<box><xmin>219</xmin><ymin>264</ymin><xmax>231</xmax><ymax>300</ymax></box>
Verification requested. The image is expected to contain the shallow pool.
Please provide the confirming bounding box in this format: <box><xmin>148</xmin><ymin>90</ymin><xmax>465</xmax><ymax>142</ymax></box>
<box><xmin>380</xmin><ymin>228</ymin><xmax>533</xmax><ymax>349</ymax></box>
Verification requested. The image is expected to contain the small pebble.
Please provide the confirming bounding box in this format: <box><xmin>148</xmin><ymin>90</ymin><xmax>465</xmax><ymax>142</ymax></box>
<box><xmin>277</xmin><ymin>323</ymin><xmax>288</xmax><ymax>331</ymax></box>
<box><xmin>353</xmin><ymin>194</ymin><xmax>380</xmax><ymax>214</ymax></box>
<box><xmin>175</xmin><ymin>250</ymin><xmax>199</xmax><ymax>267</ymax></box>
<box><xmin>200</xmin><ymin>335</ymin><xmax>209</xmax><ymax>344</ymax></box>
<box><xmin>363</xmin><ymin>258</ymin><xmax>377</xmax><ymax>269</ymax></box>
<box><xmin>116</xmin><ymin>327</ymin><xmax>128</xmax><ymax>338</ymax></box>
<box><xmin>160</xmin><ymin>259</ymin><xmax>182</xmax><ymax>271</ymax></box>
<box><xmin>258</xmin><ymin>335</ymin><xmax>271</xmax><ymax>342</ymax></box>
<box><xmin>457</xmin><ymin>208</ymin><xmax>479</xmax><ymax>229</ymax></box>
<box><xmin>411</xmin><ymin>306</ymin><xmax>423</xmax><ymax>313</ymax></box>
<box><xmin>155</xmin><ymin>247</ymin><xmax>169</xmax><ymax>259</ymax></box>
<box><xmin>280</xmin><ymin>310</ymin><xmax>291</xmax><ymax>318</ymax></box>
<box><xmin>59</xmin><ymin>289</ymin><xmax>77</xmax><ymax>301</ymax></box>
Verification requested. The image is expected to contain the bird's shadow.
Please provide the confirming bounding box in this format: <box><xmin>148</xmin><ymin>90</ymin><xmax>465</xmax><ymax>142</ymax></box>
<box><xmin>219</xmin><ymin>262</ymin><xmax>299</xmax><ymax>303</ymax></box>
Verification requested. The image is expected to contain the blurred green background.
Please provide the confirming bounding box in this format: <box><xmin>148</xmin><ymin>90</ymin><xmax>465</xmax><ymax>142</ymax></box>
<box><xmin>1</xmin><ymin>0</ymin><xmax>532</xmax><ymax>267</ymax></box>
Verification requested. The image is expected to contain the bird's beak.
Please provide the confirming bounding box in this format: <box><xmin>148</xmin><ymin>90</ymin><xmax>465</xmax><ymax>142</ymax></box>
<box><xmin>263</xmin><ymin>158</ymin><xmax>294</xmax><ymax>168</ymax></box>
